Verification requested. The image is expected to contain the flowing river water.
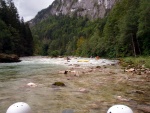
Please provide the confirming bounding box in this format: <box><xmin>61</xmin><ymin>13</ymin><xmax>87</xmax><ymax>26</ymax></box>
<box><xmin>0</xmin><ymin>57</ymin><xmax>149</xmax><ymax>113</ymax></box>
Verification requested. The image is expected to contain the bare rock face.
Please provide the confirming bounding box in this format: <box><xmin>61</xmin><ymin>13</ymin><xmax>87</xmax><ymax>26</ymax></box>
<box><xmin>29</xmin><ymin>0</ymin><xmax>117</xmax><ymax>26</ymax></box>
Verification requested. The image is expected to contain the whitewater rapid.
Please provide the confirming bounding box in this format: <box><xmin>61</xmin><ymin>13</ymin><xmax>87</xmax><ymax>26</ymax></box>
<box><xmin>20</xmin><ymin>56</ymin><xmax>118</xmax><ymax>67</ymax></box>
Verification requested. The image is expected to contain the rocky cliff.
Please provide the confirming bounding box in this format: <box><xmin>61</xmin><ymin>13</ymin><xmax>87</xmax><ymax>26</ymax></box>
<box><xmin>29</xmin><ymin>0</ymin><xmax>117</xmax><ymax>26</ymax></box>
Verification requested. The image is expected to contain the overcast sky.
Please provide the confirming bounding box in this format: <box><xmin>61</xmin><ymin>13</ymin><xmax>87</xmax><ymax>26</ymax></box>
<box><xmin>13</xmin><ymin>0</ymin><xmax>54</xmax><ymax>21</ymax></box>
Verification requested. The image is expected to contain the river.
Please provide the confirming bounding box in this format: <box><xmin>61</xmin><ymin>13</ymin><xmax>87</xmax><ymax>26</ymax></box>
<box><xmin>0</xmin><ymin>57</ymin><xmax>149</xmax><ymax>113</ymax></box>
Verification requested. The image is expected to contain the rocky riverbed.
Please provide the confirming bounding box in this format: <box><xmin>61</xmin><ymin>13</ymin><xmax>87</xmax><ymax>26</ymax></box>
<box><xmin>0</xmin><ymin>56</ymin><xmax>149</xmax><ymax>113</ymax></box>
<box><xmin>53</xmin><ymin>57</ymin><xmax>150</xmax><ymax>113</ymax></box>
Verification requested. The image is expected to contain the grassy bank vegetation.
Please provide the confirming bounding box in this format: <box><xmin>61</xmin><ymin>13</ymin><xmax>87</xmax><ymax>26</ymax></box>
<box><xmin>120</xmin><ymin>56</ymin><xmax>150</xmax><ymax>68</ymax></box>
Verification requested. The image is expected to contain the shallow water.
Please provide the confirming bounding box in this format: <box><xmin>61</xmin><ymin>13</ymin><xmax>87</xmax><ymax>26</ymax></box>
<box><xmin>0</xmin><ymin>57</ymin><xmax>149</xmax><ymax>113</ymax></box>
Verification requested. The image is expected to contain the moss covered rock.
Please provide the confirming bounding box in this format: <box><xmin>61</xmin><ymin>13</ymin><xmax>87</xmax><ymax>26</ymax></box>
<box><xmin>52</xmin><ymin>82</ymin><xmax>66</xmax><ymax>87</ymax></box>
<box><xmin>0</xmin><ymin>53</ymin><xmax>21</xmax><ymax>63</ymax></box>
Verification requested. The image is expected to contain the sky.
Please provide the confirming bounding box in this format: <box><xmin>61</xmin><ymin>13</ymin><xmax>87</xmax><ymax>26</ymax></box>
<box><xmin>13</xmin><ymin>0</ymin><xmax>54</xmax><ymax>21</ymax></box>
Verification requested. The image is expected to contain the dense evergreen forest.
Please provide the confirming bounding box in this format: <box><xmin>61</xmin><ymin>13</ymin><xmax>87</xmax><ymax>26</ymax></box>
<box><xmin>0</xmin><ymin>0</ymin><xmax>33</xmax><ymax>56</ymax></box>
<box><xmin>31</xmin><ymin>0</ymin><xmax>150</xmax><ymax>58</ymax></box>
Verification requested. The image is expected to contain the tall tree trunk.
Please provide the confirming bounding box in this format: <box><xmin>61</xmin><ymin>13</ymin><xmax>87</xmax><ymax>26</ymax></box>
<box><xmin>131</xmin><ymin>33</ymin><xmax>136</xmax><ymax>57</ymax></box>
<box><xmin>136</xmin><ymin>36</ymin><xmax>141</xmax><ymax>55</ymax></box>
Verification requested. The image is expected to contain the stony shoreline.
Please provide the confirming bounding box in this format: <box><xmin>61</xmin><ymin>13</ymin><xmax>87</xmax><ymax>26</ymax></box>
<box><xmin>54</xmin><ymin>57</ymin><xmax>150</xmax><ymax>113</ymax></box>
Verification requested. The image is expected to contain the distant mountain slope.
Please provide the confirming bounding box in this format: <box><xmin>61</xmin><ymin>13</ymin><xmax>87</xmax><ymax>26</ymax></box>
<box><xmin>31</xmin><ymin>0</ymin><xmax>150</xmax><ymax>57</ymax></box>
<box><xmin>29</xmin><ymin>0</ymin><xmax>116</xmax><ymax>26</ymax></box>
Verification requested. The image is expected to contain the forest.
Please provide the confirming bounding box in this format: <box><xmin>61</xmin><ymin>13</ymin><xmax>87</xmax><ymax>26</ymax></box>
<box><xmin>0</xmin><ymin>0</ymin><xmax>149</xmax><ymax>58</ymax></box>
<box><xmin>0</xmin><ymin>0</ymin><xmax>33</xmax><ymax>56</ymax></box>
<box><xmin>31</xmin><ymin>0</ymin><xmax>150</xmax><ymax>58</ymax></box>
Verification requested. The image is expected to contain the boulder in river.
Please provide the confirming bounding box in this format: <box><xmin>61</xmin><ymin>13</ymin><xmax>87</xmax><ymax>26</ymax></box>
<box><xmin>0</xmin><ymin>53</ymin><xmax>21</xmax><ymax>63</ymax></box>
<box><xmin>58</xmin><ymin>70</ymin><xmax>68</xmax><ymax>74</ymax></box>
<box><xmin>27</xmin><ymin>82</ymin><xmax>37</xmax><ymax>87</ymax></box>
<box><xmin>52</xmin><ymin>82</ymin><xmax>66</xmax><ymax>87</ymax></box>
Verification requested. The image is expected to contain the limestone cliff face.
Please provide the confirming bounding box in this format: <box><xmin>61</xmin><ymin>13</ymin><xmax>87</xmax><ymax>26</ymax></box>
<box><xmin>29</xmin><ymin>0</ymin><xmax>117</xmax><ymax>26</ymax></box>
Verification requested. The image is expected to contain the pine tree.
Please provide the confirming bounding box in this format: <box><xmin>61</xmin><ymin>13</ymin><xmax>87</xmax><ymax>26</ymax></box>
<box><xmin>0</xmin><ymin>0</ymin><xmax>34</xmax><ymax>56</ymax></box>
<box><xmin>137</xmin><ymin>0</ymin><xmax>150</xmax><ymax>55</ymax></box>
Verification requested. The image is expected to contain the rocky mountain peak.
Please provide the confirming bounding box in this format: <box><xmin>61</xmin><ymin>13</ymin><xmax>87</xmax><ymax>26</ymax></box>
<box><xmin>29</xmin><ymin>0</ymin><xmax>117</xmax><ymax>26</ymax></box>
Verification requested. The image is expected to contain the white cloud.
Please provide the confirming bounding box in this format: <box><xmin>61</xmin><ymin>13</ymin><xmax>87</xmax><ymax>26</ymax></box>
<box><xmin>13</xmin><ymin>0</ymin><xmax>54</xmax><ymax>21</ymax></box>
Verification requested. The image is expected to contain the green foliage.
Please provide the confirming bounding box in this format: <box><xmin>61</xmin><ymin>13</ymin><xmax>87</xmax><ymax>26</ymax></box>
<box><xmin>31</xmin><ymin>16</ymin><xmax>95</xmax><ymax>56</ymax></box>
<box><xmin>50</xmin><ymin>50</ymin><xmax>60</xmax><ymax>57</ymax></box>
<box><xmin>137</xmin><ymin>0</ymin><xmax>150</xmax><ymax>55</ymax></box>
<box><xmin>121</xmin><ymin>56</ymin><xmax>150</xmax><ymax>68</ymax></box>
<box><xmin>31</xmin><ymin>0</ymin><xmax>150</xmax><ymax>58</ymax></box>
<box><xmin>0</xmin><ymin>19</ymin><xmax>11</xmax><ymax>53</ymax></box>
<box><xmin>0</xmin><ymin>0</ymin><xmax>33</xmax><ymax>56</ymax></box>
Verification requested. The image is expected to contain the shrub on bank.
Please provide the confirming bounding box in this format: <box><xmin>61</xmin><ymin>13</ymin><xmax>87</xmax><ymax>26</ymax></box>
<box><xmin>120</xmin><ymin>57</ymin><xmax>150</xmax><ymax>68</ymax></box>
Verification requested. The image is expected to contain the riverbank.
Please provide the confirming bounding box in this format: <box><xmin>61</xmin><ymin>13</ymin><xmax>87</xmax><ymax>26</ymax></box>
<box><xmin>52</xmin><ymin>57</ymin><xmax>150</xmax><ymax>113</ymax></box>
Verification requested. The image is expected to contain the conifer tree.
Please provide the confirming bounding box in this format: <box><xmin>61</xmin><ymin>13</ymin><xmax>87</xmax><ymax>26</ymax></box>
<box><xmin>0</xmin><ymin>0</ymin><xmax>33</xmax><ymax>56</ymax></box>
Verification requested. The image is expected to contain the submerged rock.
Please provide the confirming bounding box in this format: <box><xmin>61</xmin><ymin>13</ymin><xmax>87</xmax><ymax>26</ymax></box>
<box><xmin>58</xmin><ymin>70</ymin><xmax>68</xmax><ymax>74</ymax></box>
<box><xmin>116</xmin><ymin>96</ymin><xmax>130</xmax><ymax>102</ymax></box>
<box><xmin>62</xmin><ymin>109</ymin><xmax>74</xmax><ymax>113</ymax></box>
<box><xmin>27</xmin><ymin>82</ymin><xmax>37</xmax><ymax>87</ymax></box>
<box><xmin>78</xmin><ymin>88</ymin><xmax>89</xmax><ymax>93</ymax></box>
<box><xmin>89</xmin><ymin>103</ymin><xmax>100</xmax><ymax>109</ymax></box>
<box><xmin>137</xmin><ymin>104</ymin><xmax>150</xmax><ymax>113</ymax></box>
<box><xmin>52</xmin><ymin>82</ymin><xmax>66</xmax><ymax>87</ymax></box>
